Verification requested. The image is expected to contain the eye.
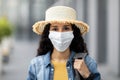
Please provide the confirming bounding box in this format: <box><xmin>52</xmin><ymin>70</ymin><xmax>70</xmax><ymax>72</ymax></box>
<box><xmin>63</xmin><ymin>25</ymin><xmax>71</xmax><ymax>31</ymax></box>
<box><xmin>51</xmin><ymin>27</ymin><xmax>58</xmax><ymax>31</ymax></box>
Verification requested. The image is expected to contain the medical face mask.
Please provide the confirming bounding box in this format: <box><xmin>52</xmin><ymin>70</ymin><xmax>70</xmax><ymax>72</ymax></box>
<box><xmin>49</xmin><ymin>31</ymin><xmax>74</xmax><ymax>52</ymax></box>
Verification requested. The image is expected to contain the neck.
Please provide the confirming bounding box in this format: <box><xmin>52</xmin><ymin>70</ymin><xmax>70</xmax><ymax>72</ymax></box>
<box><xmin>51</xmin><ymin>48</ymin><xmax>71</xmax><ymax>62</ymax></box>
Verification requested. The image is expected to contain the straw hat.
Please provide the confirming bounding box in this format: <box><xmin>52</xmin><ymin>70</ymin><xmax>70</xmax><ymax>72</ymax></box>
<box><xmin>32</xmin><ymin>6</ymin><xmax>89</xmax><ymax>35</ymax></box>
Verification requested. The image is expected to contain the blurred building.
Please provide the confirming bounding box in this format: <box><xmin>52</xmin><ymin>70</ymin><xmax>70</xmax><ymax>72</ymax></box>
<box><xmin>0</xmin><ymin>0</ymin><xmax>120</xmax><ymax>78</ymax></box>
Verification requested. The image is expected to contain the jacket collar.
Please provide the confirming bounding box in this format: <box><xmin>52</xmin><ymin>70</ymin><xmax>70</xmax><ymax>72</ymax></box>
<box><xmin>44</xmin><ymin>51</ymin><xmax>75</xmax><ymax>67</ymax></box>
<box><xmin>44</xmin><ymin>51</ymin><xmax>51</xmax><ymax>67</ymax></box>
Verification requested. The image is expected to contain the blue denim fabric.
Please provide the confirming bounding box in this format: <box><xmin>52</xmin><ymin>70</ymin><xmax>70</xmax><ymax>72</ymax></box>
<box><xmin>27</xmin><ymin>51</ymin><xmax>101</xmax><ymax>80</ymax></box>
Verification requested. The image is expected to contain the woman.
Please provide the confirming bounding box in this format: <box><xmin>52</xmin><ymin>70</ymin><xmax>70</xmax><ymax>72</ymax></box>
<box><xmin>27</xmin><ymin>6</ymin><xmax>101</xmax><ymax>80</ymax></box>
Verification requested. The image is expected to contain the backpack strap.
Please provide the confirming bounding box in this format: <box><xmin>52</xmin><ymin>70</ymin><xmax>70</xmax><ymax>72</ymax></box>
<box><xmin>73</xmin><ymin>53</ymin><xmax>88</xmax><ymax>80</ymax></box>
<box><xmin>73</xmin><ymin>53</ymin><xmax>88</xmax><ymax>60</ymax></box>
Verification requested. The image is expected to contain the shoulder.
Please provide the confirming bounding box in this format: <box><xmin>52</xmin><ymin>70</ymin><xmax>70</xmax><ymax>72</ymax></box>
<box><xmin>85</xmin><ymin>55</ymin><xmax>97</xmax><ymax>65</ymax></box>
<box><xmin>85</xmin><ymin>55</ymin><xmax>101</xmax><ymax>79</ymax></box>
<box><xmin>85</xmin><ymin>55</ymin><xmax>98</xmax><ymax>73</ymax></box>
<box><xmin>30</xmin><ymin>52</ymin><xmax>50</xmax><ymax>66</ymax></box>
<box><xmin>27</xmin><ymin>55</ymin><xmax>46</xmax><ymax>79</ymax></box>
<box><xmin>30</xmin><ymin>55</ymin><xmax>44</xmax><ymax>66</ymax></box>
<box><xmin>28</xmin><ymin>55</ymin><xmax>45</xmax><ymax>73</ymax></box>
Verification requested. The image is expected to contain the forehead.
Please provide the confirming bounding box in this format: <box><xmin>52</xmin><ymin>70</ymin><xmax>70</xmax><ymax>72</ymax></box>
<box><xmin>50</xmin><ymin>22</ymin><xmax>71</xmax><ymax>26</ymax></box>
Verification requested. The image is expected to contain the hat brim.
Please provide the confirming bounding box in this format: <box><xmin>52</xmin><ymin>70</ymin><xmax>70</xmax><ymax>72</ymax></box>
<box><xmin>32</xmin><ymin>20</ymin><xmax>89</xmax><ymax>35</ymax></box>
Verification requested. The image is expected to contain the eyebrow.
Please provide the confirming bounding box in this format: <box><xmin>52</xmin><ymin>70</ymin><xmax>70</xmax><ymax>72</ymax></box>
<box><xmin>51</xmin><ymin>25</ymin><xmax>71</xmax><ymax>27</ymax></box>
<box><xmin>63</xmin><ymin>25</ymin><xmax>71</xmax><ymax>26</ymax></box>
<box><xmin>51</xmin><ymin>26</ymin><xmax>58</xmax><ymax>27</ymax></box>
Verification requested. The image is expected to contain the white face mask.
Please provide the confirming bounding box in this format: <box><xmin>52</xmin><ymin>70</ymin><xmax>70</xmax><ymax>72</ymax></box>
<box><xmin>49</xmin><ymin>31</ymin><xmax>74</xmax><ymax>52</ymax></box>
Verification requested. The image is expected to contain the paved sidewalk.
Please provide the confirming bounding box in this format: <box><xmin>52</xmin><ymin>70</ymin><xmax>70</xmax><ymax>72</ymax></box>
<box><xmin>99</xmin><ymin>64</ymin><xmax>120</xmax><ymax>80</ymax></box>
<box><xmin>0</xmin><ymin>40</ymin><xmax>120</xmax><ymax>80</ymax></box>
<box><xmin>1</xmin><ymin>40</ymin><xmax>38</xmax><ymax>80</ymax></box>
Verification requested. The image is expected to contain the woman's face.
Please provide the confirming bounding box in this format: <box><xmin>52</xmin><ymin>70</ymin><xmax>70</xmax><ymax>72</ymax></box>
<box><xmin>50</xmin><ymin>22</ymin><xmax>72</xmax><ymax>32</ymax></box>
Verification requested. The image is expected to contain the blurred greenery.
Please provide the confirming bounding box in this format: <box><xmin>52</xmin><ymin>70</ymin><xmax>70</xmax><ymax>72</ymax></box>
<box><xmin>0</xmin><ymin>16</ymin><xmax>13</xmax><ymax>42</ymax></box>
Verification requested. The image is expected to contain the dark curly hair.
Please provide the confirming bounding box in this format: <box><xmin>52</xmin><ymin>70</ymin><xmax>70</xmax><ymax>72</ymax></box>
<box><xmin>37</xmin><ymin>23</ymin><xmax>88</xmax><ymax>56</ymax></box>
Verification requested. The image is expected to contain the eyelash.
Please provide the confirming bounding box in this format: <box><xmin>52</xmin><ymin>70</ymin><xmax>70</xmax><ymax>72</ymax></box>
<box><xmin>64</xmin><ymin>27</ymin><xmax>70</xmax><ymax>30</ymax></box>
<box><xmin>51</xmin><ymin>26</ymin><xmax>71</xmax><ymax>31</ymax></box>
<box><xmin>52</xmin><ymin>28</ymin><xmax>58</xmax><ymax>31</ymax></box>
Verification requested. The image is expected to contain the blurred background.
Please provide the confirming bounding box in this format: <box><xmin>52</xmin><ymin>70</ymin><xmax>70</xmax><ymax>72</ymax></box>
<box><xmin>0</xmin><ymin>0</ymin><xmax>120</xmax><ymax>80</ymax></box>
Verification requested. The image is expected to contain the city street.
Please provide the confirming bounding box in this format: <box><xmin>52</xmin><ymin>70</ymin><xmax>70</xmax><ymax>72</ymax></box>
<box><xmin>0</xmin><ymin>39</ymin><xmax>120</xmax><ymax>80</ymax></box>
<box><xmin>0</xmin><ymin>40</ymin><xmax>38</xmax><ymax>80</ymax></box>
<box><xmin>0</xmin><ymin>0</ymin><xmax>120</xmax><ymax>80</ymax></box>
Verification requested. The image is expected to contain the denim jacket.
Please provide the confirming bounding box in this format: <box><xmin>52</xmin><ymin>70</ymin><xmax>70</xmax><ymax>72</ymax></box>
<box><xmin>27</xmin><ymin>51</ymin><xmax>101</xmax><ymax>80</ymax></box>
